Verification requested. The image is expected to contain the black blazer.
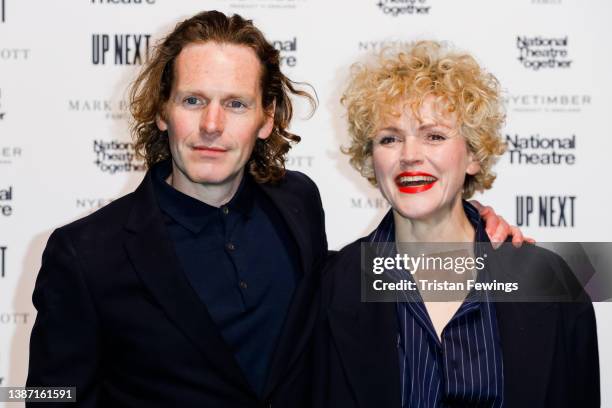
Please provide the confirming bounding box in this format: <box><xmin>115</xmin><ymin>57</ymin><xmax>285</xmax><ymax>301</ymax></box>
<box><xmin>314</xmin><ymin>239</ymin><xmax>600</xmax><ymax>408</ymax></box>
<box><xmin>27</xmin><ymin>169</ymin><xmax>327</xmax><ymax>408</ymax></box>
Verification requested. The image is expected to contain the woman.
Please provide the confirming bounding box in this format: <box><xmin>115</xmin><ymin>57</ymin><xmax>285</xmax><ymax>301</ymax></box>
<box><xmin>315</xmin><ymin>41</ymin><xmax>599</xmax><ymax>408</ymax></box>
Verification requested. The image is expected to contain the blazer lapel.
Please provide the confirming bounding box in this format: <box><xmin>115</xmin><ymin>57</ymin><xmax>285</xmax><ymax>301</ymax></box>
<box><xmin>123</xmin><ymin>173</ymin><xmax>253</xmax><ymax>394</ymax></box>
<box><xmin>328</xmin><ymin>301</ymin><xmax>401</xmax><ymax>408</ymax></box>
<box><xmin>258</xmin><ymin>181</ymin><xmax>319</xmax><ymax>397</ymax></box>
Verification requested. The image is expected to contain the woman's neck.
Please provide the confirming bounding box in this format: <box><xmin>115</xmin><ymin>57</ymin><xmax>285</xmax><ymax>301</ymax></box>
<box><xmin>393</xmin><ymin>197</ymin><xmax>476</xmax><ymax>243</ymax></box>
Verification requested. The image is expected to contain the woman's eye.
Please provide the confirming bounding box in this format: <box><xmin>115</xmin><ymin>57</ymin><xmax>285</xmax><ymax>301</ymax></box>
<box><xmin>427</xmin><ymin>133</ymin><xmax>446</xmax><ymax>142</ymax></box>
<box><xmin>378</xmin><ymin>135</ymin><xmax>398</xmax><ymax>145</ymax></box>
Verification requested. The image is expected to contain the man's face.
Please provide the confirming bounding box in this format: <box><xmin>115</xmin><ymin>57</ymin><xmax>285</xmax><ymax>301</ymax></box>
<box><xmin>156</xmin><ymin>41</ymin><xmax>273</xmax><ymax>197</ymax></box>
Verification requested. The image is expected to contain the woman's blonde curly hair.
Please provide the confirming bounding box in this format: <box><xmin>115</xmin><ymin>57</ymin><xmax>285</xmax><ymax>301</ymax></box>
<box><xmin>342</xmin><ymin>40</ymin><xmax>506</xmax><ymax>198</ymax></box>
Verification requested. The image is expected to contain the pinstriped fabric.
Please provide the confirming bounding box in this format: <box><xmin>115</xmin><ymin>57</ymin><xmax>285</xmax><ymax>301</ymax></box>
<box><xmin>368</xmin><ymin>202</ymin><xmax>504</xmax><ymax>408</ymax></box>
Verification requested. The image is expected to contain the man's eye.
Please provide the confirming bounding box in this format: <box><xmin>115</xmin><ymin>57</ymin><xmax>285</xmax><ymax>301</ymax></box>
<box><xmin>227</xmin><ymin>100</ymin><xmax>246</xmax><ymax>109</ymax></box>
<box><xmin>184</xmin><ymin>97</ymin><xmax>201</xmax><ymax>106</ymax></box>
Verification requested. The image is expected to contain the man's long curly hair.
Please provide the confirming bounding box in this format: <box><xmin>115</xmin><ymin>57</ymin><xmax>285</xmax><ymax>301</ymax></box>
<box><xmin>129</xmin><ymin>10</ymin><xmax>315</xmax><ymax>183</ymax></box>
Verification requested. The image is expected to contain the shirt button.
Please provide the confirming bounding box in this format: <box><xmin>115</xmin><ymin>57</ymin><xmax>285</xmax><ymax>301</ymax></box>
<box><xmin>222</xmin><ymin>206</ymin><xmax>229</xmax><ymax>215</ymax></box>
<box><xmin>226</xmin><ymin>243</ymin><xmax>235</xmax><ymax>251</ymax></box>
<box><xmin>239</xmin><ymin>281</ymin><xmax>248</xmax><ymax>289</ymax></box>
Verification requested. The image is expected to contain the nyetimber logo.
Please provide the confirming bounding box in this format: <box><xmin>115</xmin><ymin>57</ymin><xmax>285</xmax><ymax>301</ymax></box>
<box><xmin>516</xmin><ymin>36</ymin><xmax>572</xmax><ymax>70</ymax></box>
<box><xmin>504</xmin><ymin>94</ymin><xmax>591</xmax><ymax>113</ymax></box>
<box><xmin>505</xmin><ymin>133</ymin><xmax>576</xmax><ymax>165</ymax></box>
<box><xmin>92</xmin><ymin>34</ymin><xmax>152</xmax><ymax>65</ymax></box>
<box><xmin>93</xmin><ymin>140</ymin><xmax>145</xmax><ymax>174</ymax></box>
<box><xmin>377</xmin><ymin>0</ymin><xmax>430</xmax><ymax>16</ymax></box>
<box><xmin>0</xmin><ymin>146</ymin><xmax>22</xmax><ymax>165</ymax></box>
<box><xmin>75</xmin><ymin>198</ymin><xmax>114</xmax><ymax>211</ymax></box>
<box><xmin>358</xmin><ymin>40</ymin><xmax>412</xmax><ymax>52</ymax></box>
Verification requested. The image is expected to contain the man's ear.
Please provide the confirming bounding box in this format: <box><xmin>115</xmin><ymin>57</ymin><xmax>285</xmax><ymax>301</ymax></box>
<box><xmin>257</xmin><ymin>101</ymin><xmax>276</xmax><ymax>140</ymax></box>
<box><xmin>155</xmin><ymin>111</ymin><xmax>168</xmax><ymax>132</ymax></box>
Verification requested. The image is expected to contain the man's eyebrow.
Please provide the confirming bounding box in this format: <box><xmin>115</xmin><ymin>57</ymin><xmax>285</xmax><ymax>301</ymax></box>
<box><xmin>174</xmin><ymin>89</ymin><xmax>257</xmax><ymax>102</ymax></box>
<box><xmin>223</xmin><ymin>93</ymin><xmax>256</xmax><ymax>103</ymax></box>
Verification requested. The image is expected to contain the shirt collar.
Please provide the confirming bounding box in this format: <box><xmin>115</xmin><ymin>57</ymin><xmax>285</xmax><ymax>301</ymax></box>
<box><xmin>151</xmin><ymin>160</ymin><xmax>255</xmax><ymax>234</ymax></box>
<box><xmin>368</xmin><ymin>200</ymin><xmax>489</xmax><ymax>244</ymax></box>
<box><xmin>370</xmin><ymin>200</ymin><xmax>493</xmax><ymax>306</ymax></box>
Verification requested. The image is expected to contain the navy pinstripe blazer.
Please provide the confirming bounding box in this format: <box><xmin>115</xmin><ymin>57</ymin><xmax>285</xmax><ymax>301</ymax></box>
<box><xmin>314</xmin><ymin>236</ymin><xmax>599</xmax><ymax>407</ymax></box>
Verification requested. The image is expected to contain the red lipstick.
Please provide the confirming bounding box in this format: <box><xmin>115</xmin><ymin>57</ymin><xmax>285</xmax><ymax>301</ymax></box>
<box><xmin>395</xmin><ymin>171</ymin><xmax>437</xmax><ymax>194</ymax></box>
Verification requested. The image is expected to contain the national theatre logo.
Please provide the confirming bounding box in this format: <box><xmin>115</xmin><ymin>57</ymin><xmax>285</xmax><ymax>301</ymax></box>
<box><xmin>377</xmin><ymin>0</ymin><xmax>431</xmax><ymax>16</ymax></box>
<box><xmin>92</xmin><ymin>33</ymin><xmax>152</xmax><ymax>65</ymax></box>
<box><xmin>515</xmin><ymin>195</ymin><xmax>576</xmax><ymax>227</ymax></box>
<box><xmin>93</xmin><ymin>140</ymin><xmax>145</xmax><ymax>174</ymax></box>
<box><xmin>505</xmin><ymin>133</ymin><xmax>576</xmax><ymax>165</ymax></box>
<box><xmin>272</xmin><ymin>37</ymin><xmax>298</xmax><ymax>68</ymax></box>
<box><xmin>516</xmin><ymin>36</ymin><xmax>572</xmax><ymax>70</ymax></box>
<box><xmin>504</xmin><ymin>94</ymin><xmax>591</xmax><ymax>114</ymax></box>
<box><xmin>0</xmin><ymin>186</ymin><xmax>12</xmax><ymax>217</ymax></box>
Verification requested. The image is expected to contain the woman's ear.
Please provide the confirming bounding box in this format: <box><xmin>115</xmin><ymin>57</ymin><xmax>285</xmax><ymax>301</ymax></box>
<box><xmin>466</xmin><ymin>155</ymin><xmax>481</xmax><ymax>176</ymax></box>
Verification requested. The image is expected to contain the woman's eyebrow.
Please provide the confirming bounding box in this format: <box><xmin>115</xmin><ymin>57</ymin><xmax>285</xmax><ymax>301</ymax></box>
<box><xmin>377</xmin><ymin>126</ymin><xmax>403</xmax><ymax>133</ymax></box>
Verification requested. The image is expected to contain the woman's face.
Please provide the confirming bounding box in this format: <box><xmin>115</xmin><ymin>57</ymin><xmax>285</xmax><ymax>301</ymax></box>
<box><xmin>372</xmin><ymin>96</ymin><xmax>480</xmax><ymax>221</ymax></box>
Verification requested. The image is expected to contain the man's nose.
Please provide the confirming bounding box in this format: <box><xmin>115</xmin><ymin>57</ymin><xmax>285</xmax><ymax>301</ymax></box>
<box><xmin>200</xmin><ymin>102</ymin><xmax>224</xmax><ymax>137</ymax></box>
<box><xmin>399</xmin><ymin>136</ymin><xmax>424</xmax><ymax>167</ymax></box>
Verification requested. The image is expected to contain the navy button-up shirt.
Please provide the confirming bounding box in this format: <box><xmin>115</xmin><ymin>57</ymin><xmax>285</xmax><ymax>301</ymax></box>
<box><xmin>152</xmin><ymin>161</ymin><xmax>300</xmax><ymax>396</ymax></box>
<box><xmin>369</xmin><ymin>201</ymin><xmax>504</xmax><ymax>407</ymax></box>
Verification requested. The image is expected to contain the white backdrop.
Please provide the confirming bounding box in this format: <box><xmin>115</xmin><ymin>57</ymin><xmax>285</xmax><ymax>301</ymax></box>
<box><xmin>1</xmin><ymin>0</ymin><xmax>611</xmax><ymax>406</ymax></box>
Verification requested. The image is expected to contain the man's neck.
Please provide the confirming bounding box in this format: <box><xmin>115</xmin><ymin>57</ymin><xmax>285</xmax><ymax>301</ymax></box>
<box><xmin>393</xmin><ymin>198</ymin><xmax>475</xmax><ymax>243</ymax></box>
<box><xmin>166</xmin><ymin>168</ymin><xmax>243</xmax><ymax>208</ymax></box>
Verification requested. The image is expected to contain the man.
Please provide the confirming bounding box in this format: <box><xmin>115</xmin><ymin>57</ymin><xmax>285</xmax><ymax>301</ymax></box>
<box><xmin>27</xmin><ymin>10</ymin><xmax>522</xmax><ymax>408</ymax></box>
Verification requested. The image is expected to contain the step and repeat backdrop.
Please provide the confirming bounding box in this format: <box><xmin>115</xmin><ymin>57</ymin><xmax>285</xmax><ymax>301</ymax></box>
<box><xmin>1</xmin><ymin>0</ymin><xmax>611</xmax><ymax>405</ymax></box>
